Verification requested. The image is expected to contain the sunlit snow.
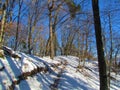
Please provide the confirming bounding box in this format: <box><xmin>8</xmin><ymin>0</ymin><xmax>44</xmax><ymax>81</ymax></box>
<box><xmin>0</xmin><ymin>48</ymin><xmax>120</xmax><ymax>90</ymax></box>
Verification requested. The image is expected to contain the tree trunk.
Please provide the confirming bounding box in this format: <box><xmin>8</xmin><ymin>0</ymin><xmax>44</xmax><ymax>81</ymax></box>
<box><xmin>114</xmin><ymin>47</ymin><xmax>119</xmax><ymax>67</ymax></box>
<box><xmin>92</xmin><ymin>0</ymin><xmax>108</xmax><ymax>90</ymax></box>
<box><xmin>49</xmin><ymin>13</ymin><xmax>54</xmax><ymax>59</ymax></box>
<box><xmin>108</xmin><ymin>12</ymin><xmax>113</xmax><ymax>89</ymax></box>
<box><xmin>0</xmin><ymin>9</ymin><xmax>6</xmax><ymax>46</ymax></box>
<box><xmin>0</xmin><ymin>0</ymin><xmax>8</xmax><ymax>47</ymax></box>
<box><xmin>28</xmin><ymin>25</ymin><xmax>32</xmax><ymax>54</ymax></box>
<box><xmin>48</xmin><ymin>0</ymin><xmax>55</xmax><ymax>59</ymax></box>
<box><xmin>53</xmin><ymin>32</ymin><xmax>57</xmax><ymax>56</ymax></box>
<box><xmin>14</xmin><ymin>0</ymin><xmax>23</xmax><ymax>51</ymax></box>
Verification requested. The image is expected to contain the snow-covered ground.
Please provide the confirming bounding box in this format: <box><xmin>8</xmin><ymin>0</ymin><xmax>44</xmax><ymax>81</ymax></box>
<box><xmin>0</xmin><ymin>48</ymin><xmax>120</xmax><ymax>90</ymax></box>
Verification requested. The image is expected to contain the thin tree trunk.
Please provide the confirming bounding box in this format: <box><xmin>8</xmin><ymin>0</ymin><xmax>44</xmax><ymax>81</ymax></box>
<box><xmin>108</xmin><ymin>12</ymin><xmax>113</xmax><ymax>89</ymax></box>
<box><xmin>114</xmin><ymin>47</ymin><xmax>119</xmax><ymax>67</ymax></box>
<box><xmin>28</xmin><ymin>25</ymin><xmax>32</xmax><ymax>54</ymax></box>
<box><xmin>92</xmin><ymin>0</ymin><xmax>108</xmax><ymax>90</ymax></box>
<box><xmin>114</xmin><ymin>47</ymin><xmax>119</xmax><ymax>75</ymax></box>
<box><xmin>82</xmin><ymin>33</ymin><xmax>85</xmax><ymax>69</ymax></box>
<box><xmin>14</xmin><ymin>0</ymin><xmax>23</xmax><ymax>51</ymax></box>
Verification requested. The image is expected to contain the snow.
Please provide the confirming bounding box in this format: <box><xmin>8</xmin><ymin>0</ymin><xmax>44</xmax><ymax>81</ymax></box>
<box><xmin>0</xmin><ymin>48</ymin><xmax>120</xmax><ymax>90</ymax></box>
<box><xmin>15</xmin><ymin>76</ymin><xmax>41</xmax><ymax>90</ymax></box>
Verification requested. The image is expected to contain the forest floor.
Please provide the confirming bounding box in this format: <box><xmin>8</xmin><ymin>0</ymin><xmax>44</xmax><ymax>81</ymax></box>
<box><xmin>0</xmin><ymin>47</ymin><xmax>120</xmax><ymax>90</ymax></box>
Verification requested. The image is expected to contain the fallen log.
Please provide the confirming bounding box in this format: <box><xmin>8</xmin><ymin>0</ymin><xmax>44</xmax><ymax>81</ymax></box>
<box><xmin>9</xmin><ymin>66</ymin><xmax>48</xmax><ymax>90</ymax></box>
<box><xmin>2</xmin><ymin>46</ymin><xmax>21</xmax><ymax>59</ymax></box>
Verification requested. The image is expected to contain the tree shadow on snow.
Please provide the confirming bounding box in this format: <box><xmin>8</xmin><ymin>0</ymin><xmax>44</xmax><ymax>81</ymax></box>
<box><xmin>5</xmin><ymin>56</ymin><xmax>31</xmax><ymax>90</ymax></box>
<box><xmin>59</xmin><ymin>74</ymin><xmax>92</xmax><ymax>90</ymax></box>
<box><xmin>36</xmin><ymin>73</ymin><xmax>52</xmax><ymax>90</ymax></box>
<box><xmin>26</xmin><ymin>55</ymin><xmax>58</xmax><ymax>75</ymax></box>
<box><xmin>18</xmin><ymin>80</ymin><xmax>31</xmax><ymax>90</ymax></box>
<box><xmin>5</xmin><ymin>56</ymin><xmax>21</xmax><ymax>77</ymax></box>
<box><xmin>19</xmin><ymin>54</ymin><xmax>58</xmax><ymax>89</ymax></box>
<box><xmin>0</xmin><ymin>59</ymin><xmax>9</xmax><ymax>90</ymax></box>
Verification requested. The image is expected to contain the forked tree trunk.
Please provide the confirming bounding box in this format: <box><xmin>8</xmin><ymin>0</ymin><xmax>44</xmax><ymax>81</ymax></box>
<box><xmin>92</xmin><ymin>0</ymin><xmax>108</xmax><ymax>90</ymax></box>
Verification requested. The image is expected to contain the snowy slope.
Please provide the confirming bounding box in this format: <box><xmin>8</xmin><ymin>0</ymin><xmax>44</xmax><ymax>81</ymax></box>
<box><xmin>0</xmin><ymin>48</ymin><xmax>120</xmax><ymax>90</ymax></box>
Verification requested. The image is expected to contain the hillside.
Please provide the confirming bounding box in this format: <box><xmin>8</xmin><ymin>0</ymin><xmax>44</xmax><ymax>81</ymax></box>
<box><xmin>0</xmin><ymin>47</ymin><xmax>120</xmax><ymax>90</ymax></box>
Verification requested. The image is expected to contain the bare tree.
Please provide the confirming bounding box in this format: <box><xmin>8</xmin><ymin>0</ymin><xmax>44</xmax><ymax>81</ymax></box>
<box><xmin>14</xmin><ymin>0</ymin><xmax>23</xmax><ymax>50</ymax></box>
<box><xmin>26</xmin><ymin>0</ymin><xmax>43</xmax><ymax>54</ymax></box>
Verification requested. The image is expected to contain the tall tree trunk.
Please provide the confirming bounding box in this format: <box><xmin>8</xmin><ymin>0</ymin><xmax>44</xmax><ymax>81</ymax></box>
<box><xmin>0</xmin><ymin>9</ymin><xmax>6</xmax><ymax>46</ymax></box>
<box><xmin>49</xmin><ymin>13</ymin><xmax>54</xmax><ymax>59</ymax></box>
<box><xmin>92</xmin><ymin>0</ymin><xmax>108</xmax><ymax>90</ymax></box>
<box><xmin>14</xmin><ymin>0</ymin><xmax>23</xmax><ymax>51</ymax></box>
<box><xmin>0</xmin><ymin>0</ymin><xmax>8</xmax><ymax>47</ymax></box>
<box><xmin>108</xmin><ymin>12</ymin><xmax>113</xmax><ymax>89</ymax></box>
<box><xmin>48</xmin><ymin>0</ymin><xmax>55</xmax><ymax>59</ymax></box>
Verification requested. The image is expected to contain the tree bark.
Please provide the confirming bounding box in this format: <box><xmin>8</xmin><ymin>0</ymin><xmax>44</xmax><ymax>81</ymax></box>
<box><xmin>49</xmin><ymin>12</ymin><xmax>54</xmax><ymax>59</ymax></box>
<box><xmin>0</xmin><ymin>0</ymin><xmax>8</xmax><ymax>47</ymax></box>
<box><xmin>48</xmin><ymin>0</ymin><xmax>55</xmax><ymax>59</ymax></box>
<box><xmin>0</xmin><ymin>8</ymin><xmax>6</xmax><ymax>46</ymax></box>
<box><xmin>92</xmin><ymin>0</ymin><xmax>108</xmax><ymax>90</ymax></box>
